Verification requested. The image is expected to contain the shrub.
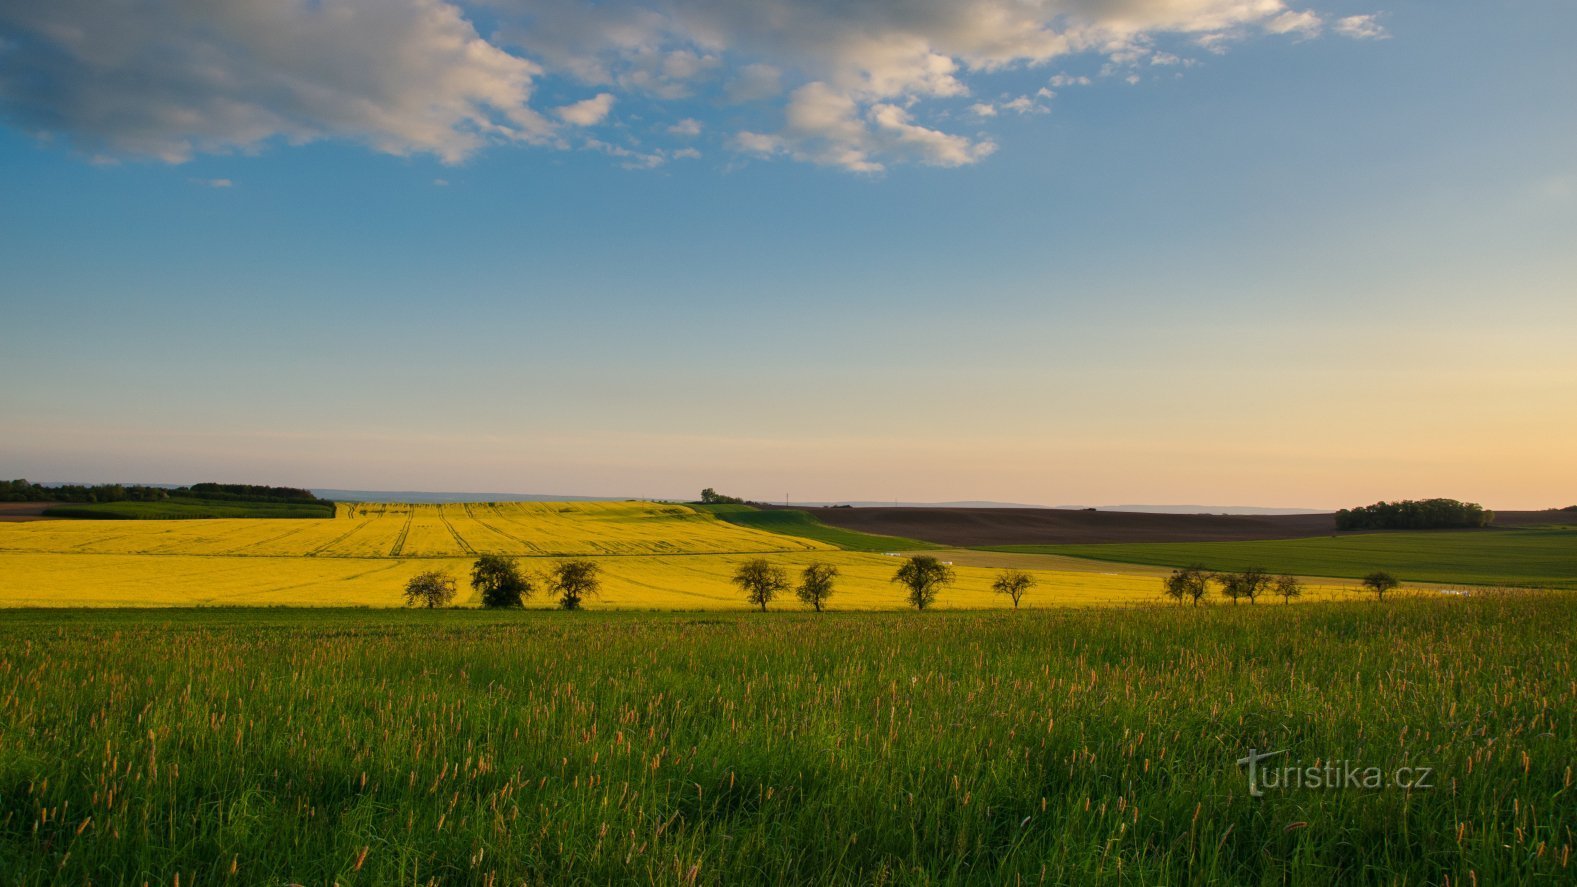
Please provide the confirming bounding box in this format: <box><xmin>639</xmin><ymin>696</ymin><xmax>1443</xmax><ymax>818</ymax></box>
<box><xmin>403</xmin><ymin>570</ymin><xmax>457</xmax><ymax>608</ymax></box>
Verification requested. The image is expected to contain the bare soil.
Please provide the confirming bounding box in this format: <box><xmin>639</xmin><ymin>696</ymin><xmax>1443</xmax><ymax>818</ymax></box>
<box><xmin>774</xmin><ymin>506</ymin><xmax>1566</xmax><ymax>547</ymax></box>
<box><xmin>0</xmin><ymin>503</ymin><xmax>57</xmax><ymax>522</ymax></box>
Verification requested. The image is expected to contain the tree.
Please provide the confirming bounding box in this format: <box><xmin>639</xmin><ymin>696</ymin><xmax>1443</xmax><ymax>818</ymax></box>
<box><xmin>991</xmin><ymin>569</ymin><xmax>1035</xmax><ymax>609</ymax></box>
<box><xmin>796</xmin><ymin>562</ymin><xmax>838</xmax><ymax>612</ymax></box>
<box><xmin>548</xmin><ymin>559</ymin><xmax>601</xmax><ymax>610</ymax></box>
<box><xmin>1361</xmin><ymin>571</ymin><xmax>1399</xmax><ymax>602</ymax></box>
<box><xmin>1335</xmin><ymin>498</ymin><xmax>1492</xmax><ymax>530</ymax></box>
<box><xmin>471</xmin><ymin>554</ymin><xmax>531</xmax><ymax>608</ymax></box>
<box><xmin>1216</xmin><ymin>567</ymin><xmax>1272</xmax><ymax>605</ymax></box>
<box><xmin>892</xmin><ymin>556</ymin><xmax>955</xmax><ymax>611</ymax></box>
<box><xmin>403</xmin><ymin>570</ymin><xmax>457</xmax><ymax>608</ymax></box>
<box><xmin>1273</xmin><ymin>574</ymin><xmax>1304</xmax><ymax>604</ymax></box>
<box><xmin>1162</xmin><ymin>565</ymin><xmax>1211</xmax><ymax>606</ymax></box>
<box><xmin>733</xmin><ymin>559</ymin><xmax>790</xmax><ymax>612</ymax></box>
<box><xmin>699</xmin><ymin>488</ymin><xmax>745</xmax><ymax>505</ymax></box>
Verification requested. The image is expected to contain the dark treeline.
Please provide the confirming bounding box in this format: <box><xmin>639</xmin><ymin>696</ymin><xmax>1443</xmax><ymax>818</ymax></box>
<box><xmin>2</xmin><ymin>479</ymin><xmax>326</xmax><ymax>505</ymax></box>
<box><xmin>2</xmin><ymin>479</ymin><xmax>170</xmax><ymax>503</ymax></box>
<box><xmin>1335</xmin><ymin>498</ymin><xmax>1493</xmax><ymax>530</ymax></box>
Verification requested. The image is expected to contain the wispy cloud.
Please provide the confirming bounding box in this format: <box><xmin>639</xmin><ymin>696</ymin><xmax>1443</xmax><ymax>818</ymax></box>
<box><xmin>0</xmin><ymin>1</ymin><xmax>1387</xmax><ymax>172</ymax></box>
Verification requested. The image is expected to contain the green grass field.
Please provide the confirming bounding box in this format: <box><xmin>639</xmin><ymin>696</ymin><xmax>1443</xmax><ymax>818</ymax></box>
<box><xmin>1</xmin><ymin>596</ymin><xmax>1571</xmax><ymax>884</ymax></box>
<box><xmin>993</xmin><ymin>527</ymin><xmax>1577</xmax><ymax>589</ymax></box>
<box><xmin>694</xmin><ymin>504</ymin><xmax>933</xmax><ymax>551</ymax></box>
<box><xmin>41</xmin><ymin>498</ymin><xmax>336</xmax><ymax>520</ymax></box>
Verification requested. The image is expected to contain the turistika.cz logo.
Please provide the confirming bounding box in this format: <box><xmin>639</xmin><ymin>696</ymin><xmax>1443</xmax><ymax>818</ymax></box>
<box><xmin>1236</xmin><ymin>749</ymin><xmax>1436</xmax><ymax>797</ymax></box>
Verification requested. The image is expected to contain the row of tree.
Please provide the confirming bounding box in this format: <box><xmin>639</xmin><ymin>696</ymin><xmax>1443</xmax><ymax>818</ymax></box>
<box><xmin>406</xmin><ymin>555</ymin><xmax>1408</xmax><ymax>611</ymax></box>
<box><xmin>1163</xmin><ymin>565</ymin><xmax>1400</xmax><ymax>604</ymax></box>
<box><xmin>1334</xmin><ymin>498</ymin><xmax>1492</xmax><ymax>530</ymax></box>
<box><xmin>1</xmin><ymin>479</ymin><xmax>327</xmax><ymax>505</ymax></box>
<box><xmin>404</xmin><ymin>556</ymin><xmax>604</xmax><ymax>609</ymax></box>
<box><xmin>404</xmin><ymin>555</ymin><xmax>1043</xmax><ymax>611</ymax></box>
<box><xmin>2</xmin><ymin>479</ymin><xmax>170</xmax><ymax>503</ymax></box>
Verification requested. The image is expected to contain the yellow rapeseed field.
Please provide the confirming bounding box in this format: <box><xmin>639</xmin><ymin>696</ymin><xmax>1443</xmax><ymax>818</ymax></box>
<box><xmin>0</xmin><ymin>501</ymin><xmax>1369</xmax><ymax>609</ymax></box>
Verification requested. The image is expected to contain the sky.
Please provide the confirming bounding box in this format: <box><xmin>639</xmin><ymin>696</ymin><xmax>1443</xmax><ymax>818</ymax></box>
<box><xmin>2</xmin><ymin>0</ymin><xmax>1574</xmax><ymax>510</ymax></box>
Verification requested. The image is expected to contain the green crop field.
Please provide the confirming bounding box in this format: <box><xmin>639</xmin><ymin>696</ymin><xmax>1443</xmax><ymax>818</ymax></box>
<box><xmin>993</xmin><ymin>527</ymin><xmax>1577</xmax><ymax>589</ymax></box>
<box><xmin>2</xmin><ymin>595</ymin><xmax>1571</xmax><ymax>885</ymax></box>
<box><xmin>692</xmin><ymin>504</ymin><xmax>933</xmax><ymax>551</ymax></box>
<box><xmin>41</xmin><ymin>498</ymin><xmax>336</xmax><ymax>520</ymax></box>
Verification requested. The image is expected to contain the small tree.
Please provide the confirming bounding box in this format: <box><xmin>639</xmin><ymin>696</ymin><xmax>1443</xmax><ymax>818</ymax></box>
<box><xmin>471</xmin><ymin>554</ymin><xmax>532</xmax><ymax>608</ymax></box>
<box><xmin>1273</xmin><ymin>574</ymin><xmax>1304</xmax><ymax>604</ymax></box>
<box><xmin>549</xmin><ymin>559</ymin><xmax>601</xmax><ymax>610</ymax></box>
<box><xmin>1216</xmin><ymin>567</ymin><xmax>1272</xmax><ymax>605</ymax></box>
<box><xmin>733</xmin><ymin>559</ymin><xmax>790</xmax><ymax>612</ymax></box>
<box><xmin>991</xmin><ymin>569</ymin><xmax>1035</xmax><ymax>609</ymax></box>
<box><xmin>403</xmin><ymin>569</ymin><xmax>457</xmax><ymax>609</ymax></box>
<box><xmin>796</xmin><ymin>562</ymin><xmax>838</xmax><ymax>612</ymax></box>
<box><xmin>893</xmin><ymin>556</ymin><xmax>955</xmax><ymax>611</ymax></box>
<box><xmin>1361</xmin><ymin>571</ymin><xmax>1399</xmax><ymax>602</ymax></box>
<box><xmin>1162</xmin><ymin>565</ymin><xmax>1212</xmax><ymax>606</ymax></box>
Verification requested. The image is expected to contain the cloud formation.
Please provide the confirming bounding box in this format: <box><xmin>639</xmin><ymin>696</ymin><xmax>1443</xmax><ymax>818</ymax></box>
<box><xmin>0</xmin><ymin>1</ymin><xmax>1385</xmax><ymax>171</ymax></box>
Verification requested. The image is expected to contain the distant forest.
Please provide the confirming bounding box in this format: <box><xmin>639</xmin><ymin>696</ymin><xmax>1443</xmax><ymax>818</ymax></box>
<box><xmin>1335</xmin><ymin>498</ymin><xmax>1493</xmax><ymax>530</ymax></box>
<box><xmin>2</xmin><ymin>479</ymin><xmax>326</xmax><ymax>505</ymax></box>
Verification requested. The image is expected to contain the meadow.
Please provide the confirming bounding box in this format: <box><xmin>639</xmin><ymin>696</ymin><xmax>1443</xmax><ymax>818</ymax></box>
<box><xmin>1001</xmin><ymin>527</ymin><xmax>1577</xmax><ymax>590</ymax></box>
<box><xmin>1</xmin><ymin>595</ymin><xmax>1570</xmax><ymax>884</ymax></box>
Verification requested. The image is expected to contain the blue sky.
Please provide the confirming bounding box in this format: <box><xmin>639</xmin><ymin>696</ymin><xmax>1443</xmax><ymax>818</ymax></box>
<box><xmin>2</xmin><ymin>1</ymin><xmax>1574</xmax><ymax>508</ymax></box>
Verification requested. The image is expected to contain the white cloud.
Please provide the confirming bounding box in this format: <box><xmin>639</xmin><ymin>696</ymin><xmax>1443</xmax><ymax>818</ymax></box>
<box><xmin>1266</xmin><ymin>11</ymin><xmax>1323</xmax><ymax>37</ymax></box>
<box><xmin>0</xmin><ymin>0</ymin><xmax>549</xmax><ymax>163</ymax></box>
<box><xmin>0</xmin><ymin>1</ymin><xmax>1391</xmax><ymax>172</ymax></box>
<box><xmin>555</xmin><ymin>93</ymin><xmax>615</xmax><ymax>126</ymax></box>
<box><xmin>970</xmin><ymin>102</ymin><xmax>999</xmax><ymax>117</ymax></box>
<box><xmin>1001</xmin><ymin>95</ymin><xmax>1048</xmax><ymax>115</ymax></box>
<box><xmin>1334</xmin><ymin>14</ymin><xmax>1388</xmax><ymax>40</ymax></box>
<box><xmin>667</xmin><ymin>117</ymin><xmax>703</xmax><ymax>137</ymax></box>
<box><xmin>193</xmin><ymin>178</ymin><xmax>232</xmax><ymax>188</ymax></box>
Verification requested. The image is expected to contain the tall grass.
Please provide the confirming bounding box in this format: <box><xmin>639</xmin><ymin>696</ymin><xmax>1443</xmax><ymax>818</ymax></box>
<box><xmin>1</xmin><ymin>595</ymin><xmax>1571</xmax><ymax>884</ymax></box>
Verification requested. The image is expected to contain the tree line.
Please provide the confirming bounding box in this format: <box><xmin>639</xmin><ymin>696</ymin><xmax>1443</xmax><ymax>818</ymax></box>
<box><xmin>405</xmin><ymin>554</ymin><xmax>1044</xmax><ymax>611</ymax></box>
<box><xmin>2</xmin><ymin>479</ymin><xmax>327</xmax><ymax>505</ymax></box>
<box><xmin>1335</xmin><ymin>498</ymin><xmax>1492</xmax><ymax>530</ymax></box>
<box><xmin>1163</xmin><ymin>565</ymin><xmax>1400</xmax><ymax>604</ymax></box>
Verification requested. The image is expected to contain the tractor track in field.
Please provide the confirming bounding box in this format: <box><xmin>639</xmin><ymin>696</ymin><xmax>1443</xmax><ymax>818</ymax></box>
<box><xmin>471</xmin><ymin>503</ymin><xmax>545</xmax><ymax>554</ymax></box>
<box><xmin>388</xmin><ymin>509</ymin><xmax>415</xmax><ymax>558</ymax></box>
<box><xmin>306</xmin><ymin>515</ymin><xmax>378</xmax><ymax>557</ymax></box>
<box><xmin>440</xmin><ymin>505</ymin><xmax>476</xmax><ymax>555</ymax></box>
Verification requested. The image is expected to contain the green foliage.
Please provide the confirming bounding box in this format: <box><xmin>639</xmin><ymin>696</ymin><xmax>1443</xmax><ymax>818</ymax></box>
<box><xmin>2</xmin><ymin>478</ymin><xmax>169</xmax><ymax>503</ymax></box>
<box><xmin>795</xmin><ymin>562</ymin><xmax>838</xmax><ymax>612</ymax></box>
<box><xmin>732</xmin><ymin>559</ymin><xmax>790</xmax><ymax>611</ymax></box>
<box><xmin>699</xmin><ymin>488</ymin><xmax>746</xmax><ymax>505</ymax></box>
<box><xmin>1335</xmin><ymin>498</ymin><xmax>1492</xmax><ymax>530</ymax></box>
<box><xmin>1215</xmin><ymin>567</ymin><xmax>1273</xmax><ymax>605</ymax></box>
<box><xmin>2</xmin><ymin>479</ymin><xmax>328</xmax><ymax>510</ymax></box>
<box><xmin>1362</xmin><ymin>571</ymin><xmax>1400</xmax><ymax>601</ymax></box>
<box><xmin>1162</xmin><ymin>564</ymin><xmax>1212</xmax><ymax>606</ymax></box>
<box><xmin>471</xmin><ymin>555</ymin><xmax>531</xmax><ymax>608</ymax></box>
<box><xmin>0</xmin><ymin>597</ymin><xmax>1572</xmax><ymax>884</ymax></box>
<box><xmin>995</xmin><ymin>527</ymin><xmax>1577</xmax><ymax>589</ymax></box>
<box><xmin>1274</xmin><ymin>574</ymin><xmax>1304</xmax><ymax>603</ymax></box>
<box><xmin>695</xmin><ymin>505</ymin><xmax>931</xmax><ymax>551</ymax></box>
<box><xmin>990</xmin><ymin>568</ymin><xmax>1035</xmax><ymax>609</ymax></box>
<box><xmin>548</xmin><ymin>559</ymin><xmax>601</xmax><ymax>610</ymax></box>
<box><xmin>892</xmin><ymin>555</ymin><xmax>955</xmax><ymax>610</ymax></box>
<box><xmin>402</xmin><ymin>570</ymin><xmax>456</xmax><ymax>608</ymax></box>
